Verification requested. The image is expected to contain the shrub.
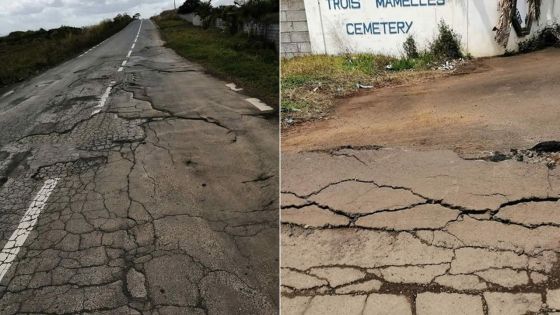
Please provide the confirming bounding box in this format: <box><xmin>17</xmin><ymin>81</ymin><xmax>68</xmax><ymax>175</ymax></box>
<box><xmin>195</xmin><ymin>1</ymin><xmax>214</xmax><ymax>28</ymax></box>
<box><xmin>178</xmin><ymin>0</ymin><xmax>201</xmax><ymax>14</ymax></box>
<box><xmin>403</xmin><ymin>35</ymin><xmax>419</xmax><ymax>59</ymax></box>
<box><xmin>390</xmin><ymin>58</ymin><xmax>416</xmax><ymax>71</ymax></box>
<box><xmin>430</xmin><ymin>21</ymin><xmax>463</xmax><ymax>60</ymax></box>
<box><xmin>518</xmin><ymin>25</ymin><xmax>560</xmax><ymax>53</ymax></box>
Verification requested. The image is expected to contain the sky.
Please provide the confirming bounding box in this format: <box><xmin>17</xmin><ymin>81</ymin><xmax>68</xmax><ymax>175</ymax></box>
<box><xmin>0</xmin><ymin>0</ymin><xmax>233</xmax><ymax>36</ymax></box>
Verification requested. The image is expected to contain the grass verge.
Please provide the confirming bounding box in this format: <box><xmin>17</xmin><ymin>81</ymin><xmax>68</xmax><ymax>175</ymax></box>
<box><xmin>282</xmin><ymin>21</ymin><xmax>467</xmax><ymax>126</ymax></box>
<box><xmin>153</xmin><ymin>15</ymin><xmax>279</xmax><ymax>108</ymax></box>
<box><xmin>0</xmin><ymin>14</ymin><xmax>132</xmax><ymax>88</ymax></box>
<box><xmin>281</xmin><ymin>53</ymin><xmax>441</xmax><ymax>124</ymax></box>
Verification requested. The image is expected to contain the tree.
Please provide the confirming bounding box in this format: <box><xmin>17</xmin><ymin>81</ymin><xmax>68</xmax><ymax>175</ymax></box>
<box><xmin>195</xmin><ymin>1</ymin><xmax>213</xmax><ymax>28</ymax></box>
<box><xmin>178</xmin><ymin>0</ymin><xmax>202</xmax><ymax>14</ymax></box>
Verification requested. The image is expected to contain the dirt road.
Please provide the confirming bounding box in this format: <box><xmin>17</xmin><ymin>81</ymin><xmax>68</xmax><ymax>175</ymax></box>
<box><xmin>281</xmin><ymin>48</ymin><xmax>560</xmax><ymax>314</ymax></box>
<box><xmin>0</xmin><ymin>19</ymin><xmax>278</xmax><ymax>314</ymax></box>
<box><xmin>283</xmin><ymin>48</ymin><xmax>560</xmax><ymax>156</ymax></box>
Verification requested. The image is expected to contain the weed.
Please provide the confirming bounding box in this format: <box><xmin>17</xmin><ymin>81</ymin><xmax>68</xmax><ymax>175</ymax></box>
<box><xmin>430</xmin><ymin>21</ymin><xmax>463</xmax><ymax>60</ymax></box>
<box><xmin>281</xmin><ymin>53</ymin><xmax>440</xmax><ymax>125</ymax></box>
<box><xmin>518</xmin><ymin>24</ymin><xmax>560</xmax><ymax>53</ymax></box>
<box><xmin>403</xmin><ymin>35</ymin><xmax>419</xmax><ymax>59</ymax></box>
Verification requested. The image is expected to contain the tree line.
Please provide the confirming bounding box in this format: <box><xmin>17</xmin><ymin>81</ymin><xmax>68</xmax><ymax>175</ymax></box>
<box><xmin>0</xmin><ymin>14</ymin><xmax>133</xmax><ymax>86</ymax></box>
<box><xmin>177</xmin><ymin>0</ymin><xmax>278</xmax><ymax>34</ymax></box>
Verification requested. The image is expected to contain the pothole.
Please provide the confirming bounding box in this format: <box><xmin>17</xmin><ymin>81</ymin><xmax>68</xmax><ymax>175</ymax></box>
<box><xmin>531</xmin><ymin>141</ymin><xmax>560</xmax><ymax>153</ymax></box>
<box><xmin>470</xmin><ymin>142</ymin><xmax>560</xmax><ymax>169</ymax></box>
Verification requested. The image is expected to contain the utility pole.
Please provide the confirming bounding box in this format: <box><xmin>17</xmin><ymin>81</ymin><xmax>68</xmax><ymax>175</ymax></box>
<box><xmin>174</xmin><ymin>0</ymin><xmax>176</xmax><ymax>10</ymax></box>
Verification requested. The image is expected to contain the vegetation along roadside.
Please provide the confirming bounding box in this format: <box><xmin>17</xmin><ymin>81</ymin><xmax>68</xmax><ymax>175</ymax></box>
<box><xmin>0</xmin><ymin>14</ymin><xmax>133</xmax><ymax>88</ymax></box>
<box><xmin>281</xmin><ymin>21</ymin><xmax>470</xmax><ymax>127</ymax></box>
<box><xmin>153</xmin><ymin>0</ymin><xmax>279</xmax><ymax>108</ymax></box>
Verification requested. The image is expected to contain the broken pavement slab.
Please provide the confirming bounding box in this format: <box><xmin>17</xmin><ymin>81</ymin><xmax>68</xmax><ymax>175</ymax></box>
<box><xmin>281</xmin><ymin>147</ymin><xmax>560</xmax><ymax>314</ymax></box>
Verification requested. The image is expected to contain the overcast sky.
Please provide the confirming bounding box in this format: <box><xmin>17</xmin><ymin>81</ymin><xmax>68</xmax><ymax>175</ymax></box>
<box><xmin>0</xmin><ymin>0</ymin><xmax>232</xmax><ymax>36</ymax></box>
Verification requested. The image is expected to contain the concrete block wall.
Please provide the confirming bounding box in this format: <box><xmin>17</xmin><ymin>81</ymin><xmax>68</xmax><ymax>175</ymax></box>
<box><xmin>243</xmin><ymin>22</ymin><xmax>280</xmax><ymax>51</ymax></box>
<box><xmin>281</xmin><ymin>0</ymin><xmax>311</xmax><ymax>58</ymax></box>
<box><xmin>178</xmin><ymin>14</ymin><xmax>279</xmax><ymax>51</ymax></box>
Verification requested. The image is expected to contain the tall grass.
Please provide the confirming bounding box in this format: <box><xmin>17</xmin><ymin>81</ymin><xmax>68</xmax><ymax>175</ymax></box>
<box><xmin>0</xmin><ymin>14</ymin><xmax>133</xmax><ymax>87</ymax></box>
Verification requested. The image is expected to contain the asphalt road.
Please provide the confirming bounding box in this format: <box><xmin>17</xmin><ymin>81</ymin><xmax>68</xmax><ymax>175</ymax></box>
<box><xmin>281</xmin><ymin>49</ymin><xmax>560</xmax><ymax>314</ymax></box>
<box><xmin>0</xmin><ymin>19</ymin><xmax>278</xmax><ymax>314</ymax></box>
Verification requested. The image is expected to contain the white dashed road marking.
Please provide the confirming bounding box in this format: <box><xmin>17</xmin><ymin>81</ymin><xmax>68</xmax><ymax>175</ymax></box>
<box><xmin>0</xmin><ymin>19</ymin><xmax>145</xmax><ymax>284</ymax></box>
<box><xmin>118</xmin><ymin>20</ymin><xmax>142</xmax><ymax>73</ymax></box>
<box><xmin>245</xmin><ymin>98</ymin><xmax>273</xmax><ymax>112</ymax></box>
<box><xmin>1</xmin><ymin>90</ymin><xmax>14</xmax><ymax>98</ymax></box>
<box><xmin>226</xmin><ymin>83</ymin><xmax>243</xmax><ymax>92</ymax></box>
<box><xmin>91</xmin><ymin>81</ymin><xmax>116</xmax><ymax>116</ymax></box>
<box><xmin>0</xmin><ymin>178</ymin><xmax>60</xmax><ymax>282</ymax></box>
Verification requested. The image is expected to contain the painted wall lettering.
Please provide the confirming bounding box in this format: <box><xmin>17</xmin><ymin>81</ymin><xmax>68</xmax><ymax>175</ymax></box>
<box><xmin>346</xmin><ymin>21</ymin><xmax>413</xmax><ymax>35</ymax></box>
<box><xmin>304</xmin><ymin>0</ymin><xmax>560</xmax><ymax>57</ymax></box>
<box><xmin>327</xmin><ymin>0</ymin><xmax>361</xmax><ymax>10</ymax></box>
<box><xmin>375</xmin><ymin>0</ymin><xmax>445</xmax><ymax>8</ymax></box>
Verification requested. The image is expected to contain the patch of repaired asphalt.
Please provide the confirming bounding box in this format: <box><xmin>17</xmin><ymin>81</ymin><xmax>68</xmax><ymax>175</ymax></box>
<box><xmin>0</xmin><ymin>19</ymin><xmax>278</xmax><ymax>314</ymax></box>
<box><xmin>281</xmin><ymin>147</ymin><xmax>560</xmax><ymax>315</ymax></box>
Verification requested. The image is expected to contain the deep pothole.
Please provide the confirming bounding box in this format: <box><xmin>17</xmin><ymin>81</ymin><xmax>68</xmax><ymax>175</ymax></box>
<box><xmin>467</xmin><ymin>141</ymin><xmax>560</xmax><ymax>168</ymax></box>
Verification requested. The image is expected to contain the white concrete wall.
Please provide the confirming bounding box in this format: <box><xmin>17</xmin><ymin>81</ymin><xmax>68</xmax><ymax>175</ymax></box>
<box><xmin>178</xmin><ymin>13</ymin><xmax>202</xmax><ymax>26</ymax></box>
<box><xmin>303</xmin><ymin>0</ymin><xmax>560</xmax><ymax>57</ymax></box>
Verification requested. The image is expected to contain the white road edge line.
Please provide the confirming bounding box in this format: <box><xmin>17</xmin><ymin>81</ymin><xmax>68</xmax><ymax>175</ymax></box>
<box><xmin>245</xmin><ymin>98</ymin><xmax>273</xmax><ymax>112</ymax></box>
<box><xmin>121</xmin><ymin>60</ymin><xmax>127</xmax><ymax>67</ymax></box>
<box><xmin>0</xmin><ymin>178</ymin><xmax>60</xmax><ymax>282</ymax></box>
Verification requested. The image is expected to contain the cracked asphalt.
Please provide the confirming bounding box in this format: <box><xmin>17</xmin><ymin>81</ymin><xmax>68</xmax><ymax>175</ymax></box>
<box><xmin>0</xmin><ymin>19</ymin><xmax>278</xmax><ymax>314</ymax></box>
<box><xmin>281</xmin><ymin>49</ymin><xmax>560</xmax><ymax>314</ymax></box>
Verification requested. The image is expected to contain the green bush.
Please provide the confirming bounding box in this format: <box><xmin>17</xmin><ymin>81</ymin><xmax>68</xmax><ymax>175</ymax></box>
<box><xmin>195</xmin><ymin>1</ymin><xmax>214</xmax><ymax>29</ymax></box>
<box><xmin>403</xmin><ymin>35</ymin><xmax>419</xmax><ymax>59</ymax></box>
<box><xmin>342</xmin><ymin>54</ymin><xmax>379</xmax><ymax>75</ymax></box>
<box><xmin>518</xmin><ymin>25</ymin><xmax>560</xmax><ymax>53</ymax></box>
<box><xmin>390</xmin><ymin>58</ymin><xmax>416</xmax><ymax>71</ymax></box>
<box><xmin>178</xmin><ymin>0</ymin><xmax>201</xmax><ymax>14</ymax></box>
<box><xmin>430</xmin><ymin>21</ymin><xmax>463</xmax><ymax>60</ymax></box>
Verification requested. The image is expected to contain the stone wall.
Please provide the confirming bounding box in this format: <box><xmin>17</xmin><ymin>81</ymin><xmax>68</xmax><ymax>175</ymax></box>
<box><xmin>280</xmin><ymin>0</ymin><xmax>311</xmax><ymax>58</ymax></box>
